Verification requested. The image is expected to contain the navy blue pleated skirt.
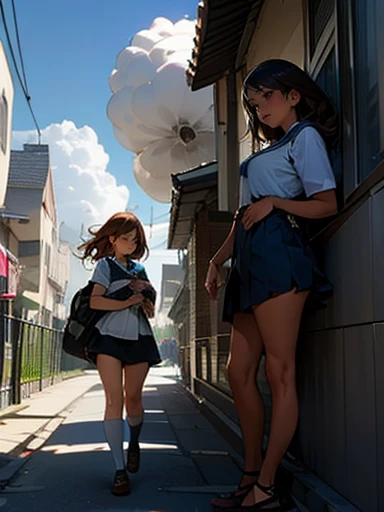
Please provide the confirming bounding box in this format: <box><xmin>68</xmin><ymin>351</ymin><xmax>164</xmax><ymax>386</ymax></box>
<box><xmin>88</xmin><ymin>330</ymin><xmax>161</xmax><ymax>367</ymax></box>
<box><xmin>222</xmin><ymin>206</ymin><xmax>333</xmax><ymax>324</ymax></box>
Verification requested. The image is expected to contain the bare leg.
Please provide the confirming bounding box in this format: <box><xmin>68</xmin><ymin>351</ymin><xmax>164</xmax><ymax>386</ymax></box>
<box><xmin>227</xmin><ymin>313</ymin><xmax>264</xmax><ymax>489</ymax></box>
<box><xmin>97</xmin><ymin>354</ymin><xmax>125</xmax><ymax>471</ymax></box>
<box><xmin>123</xmin><ymin>362</ymin><xmax>149</xmax><ymax>417</ymax></box>
<box><xmin>242</xmin><ymin>289</ymin><xmax>309</xmax><ymax>506</ymax></box>
<box><xmin>97</xmin><ymin>354</ymin><xmax>124</xmax><ymax>419</ymax></box>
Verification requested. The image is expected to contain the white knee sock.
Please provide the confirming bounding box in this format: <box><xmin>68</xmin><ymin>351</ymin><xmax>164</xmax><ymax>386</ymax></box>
<box><xmin>103</xmin><ymin>419</ymin><xmax>125</xmax><ymax>470</ymax></box>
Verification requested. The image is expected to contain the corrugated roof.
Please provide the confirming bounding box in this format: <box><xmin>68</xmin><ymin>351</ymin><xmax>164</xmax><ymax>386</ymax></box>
<box><xmin>8</xmin><ymin>144</ymin><xmax>50</xmax><ymax>188</ymax></box>
<box><xmin>172</xmin><ymin>161</ymin><xmax>218</xmax><ymax>190</ymax></box>
<box><xmin>187</xmin><ymin>0</ymin><xmax>264</xmax><ymax>91</ymax></box>
<box><xmin>168</xmin><ymin>161</ymin><xmax>218</xmax><ymax>249</ymax></box>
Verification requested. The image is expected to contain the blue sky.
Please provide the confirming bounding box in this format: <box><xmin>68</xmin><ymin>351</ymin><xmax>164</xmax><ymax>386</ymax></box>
<box><xmin>1</xmin><ymin>0</ymin><xmax>199</xmax><ymax>226</ymax></box>
<box><xmin>1</xmin><ymin>0</ymin><xmax>201</xmax><ymax>312</ymax></box>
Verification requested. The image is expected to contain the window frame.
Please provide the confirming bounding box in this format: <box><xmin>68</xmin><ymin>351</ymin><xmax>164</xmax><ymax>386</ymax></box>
<box><xmin>0</xmin><ymin>91</ymin><xmax>8</xmax><ymax>155</ymax></box>
<box><xmin>351</xmin><ymin>0</ymin><xmax>383</xmax><ymax>184</ymax></box>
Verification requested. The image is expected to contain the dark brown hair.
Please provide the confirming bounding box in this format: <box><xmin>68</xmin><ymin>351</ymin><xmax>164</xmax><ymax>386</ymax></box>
<box><xmin>77</xmin><ymin>212</ymin><xmax>148</xmax><ymax>262</ymax></box>
<box><xmin>243</xmin><ymin>59</ymin><xmax>338</xmax><ymax>149</ymax></box>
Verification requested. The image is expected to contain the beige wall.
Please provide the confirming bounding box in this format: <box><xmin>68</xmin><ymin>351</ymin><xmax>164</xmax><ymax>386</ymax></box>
<box><xmin>38</xmin><ymin>177</ymin><xmax>69</xmax><ymax>322</ymax></box>
<box><xmin>246</xmin><ymin>0</ymin><xmax>304</xmax><ymax>72</ymax></box>
<box><xmin>22</xmin><ymin>171</ymin><xmax>70</xmax><ymax>323</ymax></box>
<box><xmin>239</xmin><ymin>0</ymin><xmax>304</xmax><ymax>159</ymax></box>
<box><xmin>0</xmin><ymin>41</ymin><xmax>14</xmax><ymax>209</ymax></box>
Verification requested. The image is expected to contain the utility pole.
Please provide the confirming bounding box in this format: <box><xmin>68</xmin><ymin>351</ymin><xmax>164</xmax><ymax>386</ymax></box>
<box><xmin>149</xmin><ymin>206</ymin><xmax>153</xmax><ymax>238</ymax></box>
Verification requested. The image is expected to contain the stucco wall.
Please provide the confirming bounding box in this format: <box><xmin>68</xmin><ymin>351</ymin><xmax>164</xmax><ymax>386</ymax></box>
<box><xmin>0</xmin><ymin>41</ymin><xmax>14</xmax><ymax>209</ymax></box>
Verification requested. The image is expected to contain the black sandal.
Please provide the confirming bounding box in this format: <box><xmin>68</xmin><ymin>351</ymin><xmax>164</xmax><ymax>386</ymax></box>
<box><xmin>211</xmin><ymin>470</ymin><xmax>260</xmax><ymax>510</ymax></box>
<box><xmin>231</xmin><ymin>480</ymin><xmax>281</xmax><ymax>511</ymax></box>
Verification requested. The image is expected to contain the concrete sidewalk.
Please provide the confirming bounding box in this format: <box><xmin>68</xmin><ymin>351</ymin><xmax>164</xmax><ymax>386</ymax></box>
<box><xmin>0</xmin><ymin>368</ymin><xmax>244</xmax><ymax>511</ymax></box>
<box><xmin>0</xmin><ymin>372</ymin><xmax>100</xmax><ymax>458</ymax></box>
<box><xmin>0</xmin><ymin>372</ymin><xmax>101</xmax><ymax>487</ymax></box>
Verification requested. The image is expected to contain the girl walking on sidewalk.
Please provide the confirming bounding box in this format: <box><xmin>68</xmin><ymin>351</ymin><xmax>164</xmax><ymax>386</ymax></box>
<box><xmin>205</xmin><ymin>59</ymin><xmax>338</xmax><ymax>511</ymax></box>
<box><xmin>78</xmin><ymin>212</ymin><xmax>161</xmax><ymax>496</ymax></box>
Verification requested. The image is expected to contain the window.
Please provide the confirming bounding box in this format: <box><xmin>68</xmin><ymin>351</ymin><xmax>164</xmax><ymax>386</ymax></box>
<box><xmin>353</xmin><ymin>0</ymin><xmax>383</xmax><ymax>181</ymax></box>
<box><xmin>0</xmin><ymin>92</ymin><xmax>8</xmax><ymax>154</ymax></box>
<box><xmin>18</xmin><ymin>240</ymin><xmax>40</xmax><ymax>257</ymax></box>
<box><xmin>314</xmin><ymin>48</ymin><xmax>342</xmax><ymax>199</ymax></box>
<box><xmin>306</xmin><ymin>0</ymin><xmax>341</xmax><ymax>234</ymax></box>
<box><xmin>306</xmin><ymin>0</ymin><xmax>341</xmax><ymax>192</ymax></box>
<box><xmin>45</xmin><ymin>244</ymin><xmax>51</xmax><ymax>268</ymax></box>
<box><xmin>308</xmin><ymin>0</ymin><xmax>334</xmax><ymax>58</ymax></box>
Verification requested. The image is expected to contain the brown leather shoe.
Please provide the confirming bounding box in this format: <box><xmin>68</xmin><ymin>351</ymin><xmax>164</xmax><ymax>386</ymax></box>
<box><xmin>127</xmin><ymin>443</ymin><xmax>140</xmax><ymax>473</ymax></box>
<box><xmin>111</xmin><ymin>469</ymin><xmax>131</xmax><ymax>496</ymax></box>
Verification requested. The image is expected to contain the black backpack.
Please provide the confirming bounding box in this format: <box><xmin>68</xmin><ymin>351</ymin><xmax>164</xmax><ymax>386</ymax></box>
<box><xmin>62</xmin><ymin>280</ymin><xmax>105</xmax><ymax>360</ymax></box>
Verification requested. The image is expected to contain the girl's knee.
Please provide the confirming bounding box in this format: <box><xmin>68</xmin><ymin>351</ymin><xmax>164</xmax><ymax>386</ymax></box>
<box><xmin>266</xmin><ymin>358</ymin><xmax>295</xmax><ymax>388</ymax></box>
<box><xmin>125</xmin><ymin>389</ymin><xmax>143</xmax><ymax>407</ymax></box>
<box><xmin>105</xmin><ymin>389</ymin><xmax>124</xmax><ymax>411</ymax></box>
<box><xmin>227</xmin><ymin>358</ymin><xmax>257</xmax><ymax>386</ymax></box>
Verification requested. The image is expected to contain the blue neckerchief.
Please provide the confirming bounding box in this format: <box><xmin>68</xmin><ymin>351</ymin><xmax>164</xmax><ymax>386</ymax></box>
<box><xmin>105</xmin><ymin>257</ymin><xmax>146</xmax><ymax>282</ymax></box>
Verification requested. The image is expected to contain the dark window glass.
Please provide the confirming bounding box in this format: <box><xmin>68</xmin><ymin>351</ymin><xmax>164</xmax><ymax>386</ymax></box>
<box><xmin>315</xmin><ymin>48</ymin><xmax>342</xmax><ymax>195</ymax></box>
<box><xmin>0</xmin><ymin>93</ymin><xmax>8</xmax><ymax>154</ymax></box>
<box><xmin>308</xmin><ymin>0</ymin><xmax>333</xmax><ymax>57</ymax></box>
<box><xmin>354</xmin><ymin>0</ymin><xmax>381</xmax><ymax>181</ymax></box>
<box><xmin>19</xmin><ymin>240</ymin><xmax>40</xmax><ymax>257</ymax></box>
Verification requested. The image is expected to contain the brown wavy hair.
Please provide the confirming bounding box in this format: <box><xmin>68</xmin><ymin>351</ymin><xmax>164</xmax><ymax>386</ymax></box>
<box><xmin>77</xmin><ymin>212</ymin><xmax>148</xmax><ymax>262</ymax></box>
<box><xmin>243</xmin><ymin>59</ymin><xmax>338</xmax><ymax>150</ymax></box>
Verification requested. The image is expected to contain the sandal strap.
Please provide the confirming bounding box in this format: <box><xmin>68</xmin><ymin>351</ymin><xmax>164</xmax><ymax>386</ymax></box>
<box><xmin>254</xmin><ymin>480</ymin><xmax>275</xmax><ymax>496</ymax></box>
<box><xmin>242</xmin><ymin>469</ymin><xmax>261</xmax><ymax>477</ymax></box>
<box><xmin>238</xmin><ymin>481</ymin><xmax>257</xmax><ymax>492</ymax></box>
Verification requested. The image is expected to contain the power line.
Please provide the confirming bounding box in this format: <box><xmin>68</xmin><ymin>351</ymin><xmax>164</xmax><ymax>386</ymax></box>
<box><xmin>11</xmin><ymin>0</ymin><xmax>29</xmax><ymax>94</ymax></box>
<box><xmin>0</xmin><ymin>0</ymin><xmax>41</xmax><ymax>144</ymax></box>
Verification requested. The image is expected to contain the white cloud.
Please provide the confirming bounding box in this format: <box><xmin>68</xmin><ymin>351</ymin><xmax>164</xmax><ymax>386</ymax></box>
<box><xmin>12</xmin><ymin>122</ymin><xmax>179</xmax><ymax>321</ymax></box>
<box><xmin>12</xmin><ymin>121</ymin><xmax>129</xmax><ymax>231</ymax></box>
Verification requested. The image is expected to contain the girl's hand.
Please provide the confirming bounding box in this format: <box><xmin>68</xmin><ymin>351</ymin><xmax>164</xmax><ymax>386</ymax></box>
<box><xmin>241</xmin><ymin>197</ymin><xmax>275</xmax><ymax>230</ymax></box>
<box><xmin>125</xmin><ymin>293</ymin><xmax>144</xmax><ymax>308</ymax></box>
<box><xmin>142</xmin><ymin>298</ymin><xmax>155</xmax><ymax>318</ymax></box>
<box><xmin>205</xmin><ymin>262</ymin><xmax>221</xmax><ymax>300</ymax></box>
<box><xmin>129</xmin><ymin>279</ymin><xmax>150</xmax><ymax>293</ymax></box>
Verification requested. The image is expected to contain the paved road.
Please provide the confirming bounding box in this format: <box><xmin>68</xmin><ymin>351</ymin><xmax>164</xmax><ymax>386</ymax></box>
<box><xmin>0</xmin><ymin>369</ymin><xmax>241</xmax><ymax>512</ymax></box>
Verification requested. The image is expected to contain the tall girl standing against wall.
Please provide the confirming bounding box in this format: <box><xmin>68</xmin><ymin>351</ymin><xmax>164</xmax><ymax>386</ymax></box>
<box><xmin>205</xmin><ymin>59</ymin><xmax>338</xmax><ymax>511</ymax></box>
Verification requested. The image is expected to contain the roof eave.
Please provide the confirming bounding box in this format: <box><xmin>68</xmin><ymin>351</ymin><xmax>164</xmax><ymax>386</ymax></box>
<box><xmin>187</xmin><ymin>0</ymin><xmax>265</xmax><ymax>91</ymax></box>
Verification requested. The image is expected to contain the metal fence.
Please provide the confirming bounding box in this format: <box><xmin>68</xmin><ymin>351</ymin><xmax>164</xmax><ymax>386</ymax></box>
<box><xmin>0</xmin><ymin>313</ymin><xmax>64</xmax><ymax>409</ymax></box>
<box><xmin>195</xmin><ymin>334</ymin><xmax>232</xmax><ymax>394</ymax></box>
<box><xmin>187</xmin><ymin>334</ymin><xmax>272</xmax><ymax>433</ymax></box>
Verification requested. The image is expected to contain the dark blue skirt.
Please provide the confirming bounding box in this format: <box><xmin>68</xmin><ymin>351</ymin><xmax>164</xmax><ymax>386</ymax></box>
<box><xmin>222</xmin><ymin>207</ymin><xmax>332</xmax><ymax>324</ymax></box>
<box><xmin>88</xmin><ymin>330</ymin><xmax>161</xmax><ymax>367</ymax></box>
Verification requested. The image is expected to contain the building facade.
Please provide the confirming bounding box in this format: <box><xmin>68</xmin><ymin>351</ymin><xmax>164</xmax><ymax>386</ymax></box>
<box><xmin>183</xmin><ymin>1</ymin><xmax>384</xmax><ymax>511</ymax></box>
<box><xmin>0</xmin><ymin>40</ymin><xmax>13</xmax><ymax>212</ymax></box>
<box><xmin>5</xmin><ymin>144</ymin><xmax>70</xmax><ymax>327</ymax></box>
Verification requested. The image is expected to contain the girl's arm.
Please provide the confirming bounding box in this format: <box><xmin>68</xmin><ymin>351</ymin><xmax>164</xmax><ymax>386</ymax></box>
<box><xmin>90</xmin><ymin>283</ymin><xmax>143</xmax><ymax>311</ymax></box>
<box><xmin>273</xmin><ymin>189</ymin><xmax>338</xmax><ymax>219</ymax></box>
<box><xmin>205</xmin><ymin>217</ymin><xmax>237</xmax><ymax>300</ymax></box>
<box><xmin>209</xmin><ymin>217</ymin><xmax>237</xmax><ymax>267</ymax></box>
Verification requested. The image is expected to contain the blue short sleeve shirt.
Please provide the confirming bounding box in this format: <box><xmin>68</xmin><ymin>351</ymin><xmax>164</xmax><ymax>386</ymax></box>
<box><xmin>239</xmin><ymin>122</ymin><xmax>336</xmax><ymax>207</ymax></box>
